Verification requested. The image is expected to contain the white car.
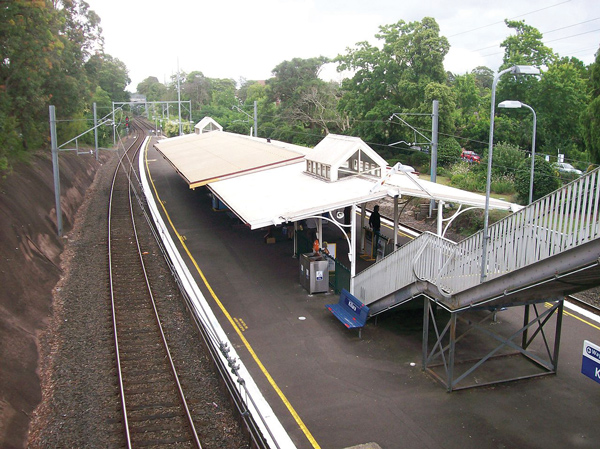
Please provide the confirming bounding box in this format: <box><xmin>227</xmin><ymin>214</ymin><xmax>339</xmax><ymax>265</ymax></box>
<box><xmin>555</xmin><ymin>162</ymin><xmax>582</xmax><ymax>175</ymax></box>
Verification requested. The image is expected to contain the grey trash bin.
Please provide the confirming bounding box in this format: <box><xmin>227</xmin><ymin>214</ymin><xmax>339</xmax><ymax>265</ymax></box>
<box><xmin>299</xmin><ymin>253</ymin><xmax>329</xmax><ymax>294</ymax></box>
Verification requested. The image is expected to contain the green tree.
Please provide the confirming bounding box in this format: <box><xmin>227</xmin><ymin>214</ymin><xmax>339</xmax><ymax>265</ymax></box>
<box><xmin>582</xmin><ymin>50</ymin><xmax>600</xmax><ymax>163</ymax></box>
<box><xmin>498</xmin><ymin>20</ymin><xmax>553</xmax><ymax>107</ymax></box>
<box><xmin>267</xmin><ymin>56</ymin><xmax>330</xmax><ymax>105</ymax></box>
<box><xmin>0</xmin><ymin>0</ymin><xmax>58</xmax><ymax>152</ymax></box>
<box><xmin>137</xmin><ymin>76</ymin><xmax>167</xmax><ymax>101</ymax></box>
<box><xmin>0</xmin><ymin>0</ymin><xmax>105</xmax><ymax>171</ymax></box>
<box><xmin>437</xmin><ymin>137</ymin><xmax>462</xmax><ymax>167</ymax></box>
<box><xmin>86</xmin><ymin>53</ymin><xmax>130</xmax><ymax>102</ymax></box>
<box><xmin>336</xmin><ymin>17</ymin><xmax>451</xmax><ymax>144</ymax></box>
<box><xmin>471</xmin><ymin>66</ymin><xmax>494</xmax><ymax>92</ymax></box>
<box><xmin>183</xmin><ymin>71</ymin><xmax>212</xmax><ymax>110</ymax></box>
<box><xmin>533</xmin><ymin>58</ymin><xmax>589</xmax><ymax>160</ymax></box>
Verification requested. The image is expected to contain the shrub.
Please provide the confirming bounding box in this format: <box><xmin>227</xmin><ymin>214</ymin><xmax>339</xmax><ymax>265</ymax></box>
<box><xmin>491</xmin><ymin>174</ymin><xmax>516</xmax><ymax>195</ymax></box>
<box><xmin>490</xmin><ymin>141</ymin><xmax>526</xmax><ymax>177</ymax></box>
<box><xmin>515</xmin><ymin>156</ymin><xmax>561</xmax><ymax>203</ymax></box>
<box><xmin>437</xmin><ymin>137</ymin><xmax>462</xmax><ymax>167</ymax></box>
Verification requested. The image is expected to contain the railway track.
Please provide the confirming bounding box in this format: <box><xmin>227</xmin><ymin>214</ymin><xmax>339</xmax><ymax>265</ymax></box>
<box><xmin>108</xmin><ymin>121</ymin><xmax>201</xmax><ymax>448</ymax></box>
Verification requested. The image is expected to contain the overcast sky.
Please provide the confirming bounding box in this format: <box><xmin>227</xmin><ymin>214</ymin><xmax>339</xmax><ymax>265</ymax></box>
<box><xmin>86</xmin><ymin>0</ymin><xmax>600</xmax><ymax>92</ymax></box>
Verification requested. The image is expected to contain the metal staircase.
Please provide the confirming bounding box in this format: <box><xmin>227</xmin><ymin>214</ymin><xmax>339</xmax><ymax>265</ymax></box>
<box><xmin>354</xmin><ymin>166</ymin><xmax>600</xmax><ymax>390</ymax></box>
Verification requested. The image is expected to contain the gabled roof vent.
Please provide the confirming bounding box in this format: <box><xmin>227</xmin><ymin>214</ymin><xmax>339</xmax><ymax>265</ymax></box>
<box><xmin>304</xmin><ymin>134</ymin><xmax>388</xmax><ymax>182</ymax></box>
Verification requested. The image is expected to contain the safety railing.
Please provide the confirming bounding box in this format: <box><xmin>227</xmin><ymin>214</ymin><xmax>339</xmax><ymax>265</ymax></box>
<box><xmin>354</xmin><ymin>167</ymin><xmax>600</xmax><ymax>305</ymax></box>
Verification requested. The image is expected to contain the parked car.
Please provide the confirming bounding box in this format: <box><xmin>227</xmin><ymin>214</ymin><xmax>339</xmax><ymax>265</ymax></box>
<box><xmin>554</xmin><ymin>162</ymin><xmax>582</xmax><ymax>176</ymax></box>
<box><xmin>461</xmin><ymin>150</ymin><xmax>481</xmax><ymax>163</ymax></box>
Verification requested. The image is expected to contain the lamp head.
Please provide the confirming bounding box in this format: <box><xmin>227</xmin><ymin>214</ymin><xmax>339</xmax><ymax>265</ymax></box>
<box><xmin>512</xmin><ymin>65</ymin><xmax>540</xmax><ymax>75</ymax></box>
<box><xmin>498</xmin><ymin>100</ymin><xmax>523</xmax><ymax>109</ymax></box>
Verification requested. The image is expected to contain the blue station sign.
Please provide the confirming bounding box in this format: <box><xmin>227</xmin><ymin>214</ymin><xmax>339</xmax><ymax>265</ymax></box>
<box><xmin>582</xmin><ymin>340</ymin><xmax>600</xmax><ymax>385</ymax></box>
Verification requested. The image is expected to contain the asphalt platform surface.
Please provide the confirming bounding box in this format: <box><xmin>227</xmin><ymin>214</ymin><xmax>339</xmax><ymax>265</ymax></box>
<box><xmin>145</xmin><ymin>142</ymin><xmax>600</xmax><ymax>449</ymax></box>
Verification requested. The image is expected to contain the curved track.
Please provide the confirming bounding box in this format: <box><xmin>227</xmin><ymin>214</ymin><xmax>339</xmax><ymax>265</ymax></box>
<box><xmin>108</xmin><ymin>120</ymin><xmax>201</xmax><ymax>448</ymax></box>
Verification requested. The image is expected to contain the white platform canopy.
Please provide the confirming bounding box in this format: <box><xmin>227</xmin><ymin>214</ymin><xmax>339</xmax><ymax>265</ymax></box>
<box><xmin>209</xmin><ymin>162</ymin><xmax>389</xmax><ymax>229</ymax></box>
<box><xmin>209</xmin><ymin>163</ymin><xmax>520</xmax><ymax>230</ymax></box>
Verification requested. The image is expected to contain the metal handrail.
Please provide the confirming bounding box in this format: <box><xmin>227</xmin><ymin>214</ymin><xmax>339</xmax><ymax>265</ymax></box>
<box><xmin>355</xmin><ymin>167</ymin><xmax>600</xmax><ymax>304</ymax></box>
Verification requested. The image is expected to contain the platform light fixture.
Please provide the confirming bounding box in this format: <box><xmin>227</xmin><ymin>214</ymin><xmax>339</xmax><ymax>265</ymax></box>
<box><xmin>481</xmin><ymin>65</ymin><xmax>540</xmax><ymax>283</ymax></box>
<box><xmin>498</xmin><ymin>100</ymin><xmax>537</xmax><ymax>205</ymax></box>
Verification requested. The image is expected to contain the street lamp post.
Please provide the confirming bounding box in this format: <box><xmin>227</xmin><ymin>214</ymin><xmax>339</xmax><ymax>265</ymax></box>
<box><xmin>498</xmin><ymin>100</ymin><xmax>537</xmax><ymax>204</ymax></box>
<box><xmin>481</xmin><ymin>65</ymin><xmax>540</xmax><ymax>283</ymax></box>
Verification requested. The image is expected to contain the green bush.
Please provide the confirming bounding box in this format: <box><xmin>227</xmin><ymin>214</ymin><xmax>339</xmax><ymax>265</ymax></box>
<box><xmin>490</xmin><ymin>142</ymin><xmax>526</xmax><ymax>177</ymax></box>
<box><xmin>491</xmin><ymin>174</ymin><xmax>516</xmax><ymax>195</ymax></box>
<box><xmin>437</xmin><ymin>137</ymin><xmax>462</xmax><ymax>167</ymax></box>
<box><xmin>450</xmin><ymin>170</ymin><xmax>486</xmax><ymax>192</ymax></box>
<box><xmin>515</xmin><ymin>156</ymin><xmax>561</xmax><ymax>203</ymax></box>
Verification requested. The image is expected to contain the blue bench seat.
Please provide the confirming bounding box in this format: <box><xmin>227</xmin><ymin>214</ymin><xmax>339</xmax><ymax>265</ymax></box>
<box><xmin>326</xmin><ymin>289</ymin><xmax>369</xmax><ymax>337</ymax></box>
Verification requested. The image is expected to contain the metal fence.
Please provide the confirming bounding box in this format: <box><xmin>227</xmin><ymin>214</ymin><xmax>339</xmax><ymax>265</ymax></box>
<box><xmin>354</xmin><ymin>167</ymin><xmax>600</xmax><ymax>304</ymax></box>
<box><xmin>323</xmin><ymin>254</ymin><xmax>350</xmax><ymax>294</ymax></box>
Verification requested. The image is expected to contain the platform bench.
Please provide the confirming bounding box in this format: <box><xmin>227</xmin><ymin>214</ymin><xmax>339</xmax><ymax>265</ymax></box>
<box><xmin>326</xmin><ymin>289</ymin><xmax>370</xmax><ymax>337</ymax></box>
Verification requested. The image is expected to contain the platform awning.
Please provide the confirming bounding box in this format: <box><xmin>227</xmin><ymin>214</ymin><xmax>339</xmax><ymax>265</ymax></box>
<box><xmin>383</xmin><ymin>171</ymin><xmax>523</xmax><ymax>213</ymax></box>
<box><xmin>154</xmin><ymin>132</ymin><xmax>307</xmax><ymax>188</ymax></box>
<box><xmin>208</xmin><ymin>163</ymin><xmax>520</xmax><ymax>230</ymax></box>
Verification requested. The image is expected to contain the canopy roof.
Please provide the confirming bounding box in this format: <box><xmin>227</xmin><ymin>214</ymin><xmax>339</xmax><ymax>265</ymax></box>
<box><xmin>154</xmin><ymin>131</ymin><xmax>306</xmax><ymax>188</ymax></box>
<box><xmin>155</xmin><ymin>120</ymin><xmax>520</xmax><ymax>230</ymax></box>
<box><xmin>209</xmin><ymin>163</ymin><xmax>520</xmax><ymax>230</ymax></box>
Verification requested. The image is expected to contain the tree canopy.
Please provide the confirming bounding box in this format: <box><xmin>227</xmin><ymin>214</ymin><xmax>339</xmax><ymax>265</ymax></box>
<box><xmin>0</xmin><ymin>0</ymin><xmax>130</xmax><ymax>172</ymax></box>
<box><xmin>2</xmin><ymin>5</ymin><xmax>598</xmax><ymax>193</ymax></box>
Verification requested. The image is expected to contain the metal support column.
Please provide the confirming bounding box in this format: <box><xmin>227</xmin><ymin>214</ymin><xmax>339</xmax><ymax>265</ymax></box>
<box><xmin>49</xmin><ymin>105</ymin><xmax>63</xmax><ymax>237</ymax></box>
<box><xmin>253</xmin><ymin>101</ymin><xmax>258</xmax><ymax>137</ymax></box>
<box><xmin>350</xmin><ymin>204</ymin><xmax>357</xmax><ymax>294</ymax></box>
<box><xmin>422</xmin><ymin>298</ymin><xmax>430</xmax><ymax>369</ymax></box>
<box><xmin>447</xmin><ymin>312</ymin><xmax>457</xmax><ymax>392</ymax></box>
<box><xmin>393</xmin><ymin>195</ymin><xmax>399</xmax><ymax>248</ymax></box>
<box><xmin>360</xmin><ymin>203</ymin><xmax>366</xmax><ymax>254</ymax></box>
<box><xmin>93</xmin><ymin>102</ymin><xmax>99</xmax><ymax>161</ymax></box>
<box><xmin>429</xmin><ymin>100</ymin><xmax>439</xmax><ymax>217</ymax></box>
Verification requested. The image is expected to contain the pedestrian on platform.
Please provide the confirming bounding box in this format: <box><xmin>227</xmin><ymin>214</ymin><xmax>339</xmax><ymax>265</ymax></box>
<box><xmin>369</xmin><ymin>205</ymin><xmax>381</xmax><ymax>257</ymax></box>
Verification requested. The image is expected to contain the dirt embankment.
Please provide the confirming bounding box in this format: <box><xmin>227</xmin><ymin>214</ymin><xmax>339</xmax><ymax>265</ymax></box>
<box><xmin>0</xmin><ymin>151</ymin><xmax>107</xmax><ymax>449</ymax></box>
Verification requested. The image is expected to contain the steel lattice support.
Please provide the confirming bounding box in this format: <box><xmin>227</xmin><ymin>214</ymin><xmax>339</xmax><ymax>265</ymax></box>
<box><xmin>422</xmin><ymin>297</ymin><xmax>564</xmax><ymax>392</ymax></box>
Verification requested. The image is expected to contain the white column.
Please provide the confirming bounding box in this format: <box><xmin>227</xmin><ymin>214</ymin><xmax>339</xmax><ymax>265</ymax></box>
<box><xmin>350</xmin><ymin>204</ymin><xmax>357</xmax><ymax>294</ymax></box>
<box><xmin>394</xmin><ymin>195</ymin><xmax>399</xmax><ymax>248</ymax></box>
<box><xmin>437</xmin><ymin>200</ymin><xmax>444</xmax><ymax>236</ymax></box>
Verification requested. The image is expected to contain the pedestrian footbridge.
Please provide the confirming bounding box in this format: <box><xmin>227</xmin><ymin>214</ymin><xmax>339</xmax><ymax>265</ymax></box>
<box><xmin>355</xmin><ymin>167</ymin><xmax>600</xmax><ymax>390</ymax></box>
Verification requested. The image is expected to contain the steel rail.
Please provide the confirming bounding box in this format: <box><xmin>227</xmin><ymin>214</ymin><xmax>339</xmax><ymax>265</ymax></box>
<box><xmin>109</xmin><ymin>120</ymin><xmax>201</xmax><ymax>448</ymax></box>
<box><xmin>124</xmin><ymin>128</ymin><xmax>202</xmax><ymax>448</ymax></box>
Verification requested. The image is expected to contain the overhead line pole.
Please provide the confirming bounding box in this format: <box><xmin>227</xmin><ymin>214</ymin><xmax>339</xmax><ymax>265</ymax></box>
<box><xmin>49</xmin><ymin>105</ymin><xmax>63</xmax><ymax>237</ymax></box>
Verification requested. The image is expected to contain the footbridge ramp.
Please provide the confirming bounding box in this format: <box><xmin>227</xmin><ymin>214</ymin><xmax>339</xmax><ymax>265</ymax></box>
<box><xmin>354</xmin><ymin>167</ymin><xmax>600</xmax><ymax>390</ymax></box>
<box><xmin>356</xmin><ymin>167</ymin><xmax>600</xmax><ymax>315</ymax></box>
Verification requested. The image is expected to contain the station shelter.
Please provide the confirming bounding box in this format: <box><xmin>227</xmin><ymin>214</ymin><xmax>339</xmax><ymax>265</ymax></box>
<box><xmin>154</xmin><ymin>118</ymin><xmax>518</xmax><ymax>295</ymax></box>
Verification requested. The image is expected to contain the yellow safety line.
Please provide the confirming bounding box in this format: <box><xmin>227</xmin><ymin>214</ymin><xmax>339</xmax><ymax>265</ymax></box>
<box><xmin>144</xmin><ymin>142</ymin><xmax>320</xmax><ymax>449</ymax></box>
<box><xmin>545</xmin><ymin>302</ymin><xmax>600</xmax><ymax>331</ymax></box>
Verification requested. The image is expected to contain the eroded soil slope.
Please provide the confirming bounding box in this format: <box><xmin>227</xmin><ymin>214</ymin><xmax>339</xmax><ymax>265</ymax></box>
<box><xmin>0</xmin><ymin>151</ymin><xmax>107</xmax><ymax>448</ymax></box>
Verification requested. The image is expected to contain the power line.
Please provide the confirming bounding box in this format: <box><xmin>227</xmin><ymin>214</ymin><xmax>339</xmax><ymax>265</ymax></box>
<box><xmin>470</xmin><ymin>18</ymin><xmax>600</xmax><ymax>53</ymax></box>
<box><xmin>446</xmin><ymin>0</ymin><xmax>572</xmax><ymax>38</ymax></box>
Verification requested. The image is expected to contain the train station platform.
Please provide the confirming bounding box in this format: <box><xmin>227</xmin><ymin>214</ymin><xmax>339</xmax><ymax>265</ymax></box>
<box><xmin>143</xmin><ymin>139</ymin><xmax>600</xmax><ymax>449</ymax></box>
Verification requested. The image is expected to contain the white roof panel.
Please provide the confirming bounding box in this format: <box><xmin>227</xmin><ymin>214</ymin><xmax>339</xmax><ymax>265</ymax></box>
<box><xmin>209</xmin><ymin>163</ymin><xmax>389</xmax><ymax>229</ymax></box>
<box><xmin>209</xmin><ymin>164</ymin><xmax>521</xmax><ymax>230</ymax></box>
<box><xmin>154</xmin><ymin>132</ymin><xmax>307</xmax><ymax>188</ymax></box>
<box><xmin>383</xmin><ymin>171</ymin><xmax>522</xmax><ymax>212</ymax></box>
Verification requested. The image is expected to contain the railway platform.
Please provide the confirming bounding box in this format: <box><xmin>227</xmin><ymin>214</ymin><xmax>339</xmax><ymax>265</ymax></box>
<box><xmin>144</xmin><ymin>141</ymin><xmax>600</xmax><ymax>449</ymax></box>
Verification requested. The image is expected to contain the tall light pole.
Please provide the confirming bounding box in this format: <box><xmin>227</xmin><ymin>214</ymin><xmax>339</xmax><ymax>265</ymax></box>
<box><xmin>498</xmin><ymin>100</ymin><xmax>537</xmax><ymax>204</ymax></box>
<box><xmin>481</xmin><ymin>65</ymin><xmax>540</xmax><ymax>282</ymax></box>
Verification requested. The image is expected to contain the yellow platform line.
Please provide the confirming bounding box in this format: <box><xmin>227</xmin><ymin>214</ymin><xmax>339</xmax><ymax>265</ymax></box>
<box><xmin>145</xmin><ymin>143</ymin><xmax>320</xmax><ymax>449</ymax></box>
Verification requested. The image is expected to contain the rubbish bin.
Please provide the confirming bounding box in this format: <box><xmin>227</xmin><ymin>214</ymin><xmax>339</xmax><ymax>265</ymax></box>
<box><xmin>299</xmin><ymin>253</ymin><xmax>329</xmax><ymax>294</ymax></box>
